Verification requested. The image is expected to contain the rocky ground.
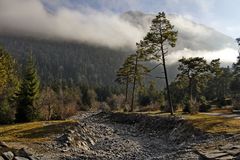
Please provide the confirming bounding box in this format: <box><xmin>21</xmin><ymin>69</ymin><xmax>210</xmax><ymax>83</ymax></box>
<box><xmin>3</xmin><ymin>112</ymin><xmax>240</xmax><ymax>160</ymax></box>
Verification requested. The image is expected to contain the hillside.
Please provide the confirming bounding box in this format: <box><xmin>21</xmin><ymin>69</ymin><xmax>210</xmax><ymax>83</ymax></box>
<box><xmin>0</xmin><ymin>35</ymin><xmax>129</xmax><ymax>87</ymax></box>
<box><xmin>0</xmin><ymin>11</ymin><xmax>236</xmax><ymax>87</ymax></box>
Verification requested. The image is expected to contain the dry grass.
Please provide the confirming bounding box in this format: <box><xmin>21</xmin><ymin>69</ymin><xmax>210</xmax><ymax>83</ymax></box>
<box><xmin>209</xmin><ymin>108</ymin><xmax>232</xmax><ymax>114</ymax></box>
<box><xmin>0</xmin><ymin>120</ymin><xmax>77</xmax><ymax>142</ymax></box>
<box><xmin>135</xmin><ymin>110</ymin><xmax>240</xmax><ymax>134</ymax></box>
<box><xmin>186</xmin><ymin>114</ymin><xmax>240</xmax><ymax>134</ymax></box>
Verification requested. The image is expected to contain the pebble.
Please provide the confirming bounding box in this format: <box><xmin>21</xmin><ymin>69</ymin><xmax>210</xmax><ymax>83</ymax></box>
<box><xmin>2</xmin><ymin>151</ymin><xmax>14</xmax><ymax>160</ymax></box>
<box><xmin>14</xmin><ymin>157</ymin><xmax>29</xmax><ymax>160</ymax></box>
<box><xmin>0</xmin><ymin>142</ymin><xmax>9</xmax><ymax>148</ymax></box>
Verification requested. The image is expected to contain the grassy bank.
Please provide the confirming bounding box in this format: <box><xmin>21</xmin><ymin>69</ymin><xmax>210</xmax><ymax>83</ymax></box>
<box><xmin>186</xmin><ymin>114</ymin><xmax>240</xmax><ymax>134</ymax></box>
<box><xmin>0</xmin><ymin>120</ymin><xmax>77</xmax><ymax>142</ymax></box>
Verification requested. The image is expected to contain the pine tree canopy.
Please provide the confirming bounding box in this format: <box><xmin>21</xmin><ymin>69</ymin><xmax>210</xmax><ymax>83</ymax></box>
<box><xmin>16</xmin><ymin>54</ymin><xmax>40</xmax><ymax>122</ymax></box>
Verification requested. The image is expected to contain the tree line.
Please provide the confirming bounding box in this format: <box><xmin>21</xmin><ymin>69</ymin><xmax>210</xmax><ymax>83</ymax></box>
<box><xmin>0</xmin><ymin>47</ymin><xmax>126</xmax><ymax>124</ymax></box>
<box><xmin>116</xmin><ymin>12</ymin><xmax>240</xmax><ymax>114</ymax></box>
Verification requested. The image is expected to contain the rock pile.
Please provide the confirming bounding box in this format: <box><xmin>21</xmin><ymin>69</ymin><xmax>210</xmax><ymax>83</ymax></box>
<box><xmin>57</xmin><ymin>123</ymin><xmax>95</xmax><ymax>151</ymax></box>
<box><xmin>0</xmin><ymin>142</ymin><xmax>38</xmax><ymax>160</ymax></box>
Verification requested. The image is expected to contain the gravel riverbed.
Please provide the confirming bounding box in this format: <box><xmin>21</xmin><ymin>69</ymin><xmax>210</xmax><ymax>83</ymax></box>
<box><xmin>32</xmin><ymin>112</ymin><xmax>240</xmax><ymax>160</ymax></box>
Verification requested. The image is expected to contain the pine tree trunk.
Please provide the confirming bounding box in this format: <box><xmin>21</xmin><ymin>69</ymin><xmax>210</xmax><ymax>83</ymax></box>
<box><xmin>189</xmin><ymin>78</ymin><xmax>193</xmax><ymax>101</ymax></box>
<box><xmin>125</xmin><ymin>75</ymin><xmax>129</xmax><ymax>103</ymax></box>
<box><xmin>130</xmin><ymin>55</ymin><xmax>139</xmax><ymax>112</ymax></box>
<box><xmin>162</xmin><ymin>53</ymin><xmax>174</xmax><ymax>115</ymax></box>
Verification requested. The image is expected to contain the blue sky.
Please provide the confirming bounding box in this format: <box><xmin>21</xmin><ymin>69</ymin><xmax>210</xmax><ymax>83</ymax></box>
<box><xmin>42</xmin><ymin>0</ymin><xmax>240</xmax><ymax>38</ymax></box>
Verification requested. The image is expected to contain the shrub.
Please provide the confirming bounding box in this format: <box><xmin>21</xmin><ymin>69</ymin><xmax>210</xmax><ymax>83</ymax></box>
<box><xmin>183</xmin><ymin>99</ymin><xmax>199</xmax><ymax>114</ymax></box>
<box><xmin>107</xmin><ymin>94</ymin><xmax>125</xmax><ymax>111</ymax></box>
<box><xmin>232</xmin><ymin>95</ymin><xmax>240</xmax><ymax>110</ymax></box>
<box><xmin>199</xmin><ymin>103</ymin><xmax>211</xmax><ymax>112</ymax></box>
<box><xmin>99</xmin><ymin>102</ymin><xmax>111</xmax><ymax>112</ymax></box>
<box><xmin>138</xmin><ymin>103</ymin><xmax>160</xmax><ymax>112</ymax></box>
<box><xmin>0</xmin><ymin>100</ymin><xmax>15</xmax><ymax>124</ymax></box>
<box><xmin>218</xmin><ymin>98</ymin><xmax>232</xmax><ymax>107</ymax></box>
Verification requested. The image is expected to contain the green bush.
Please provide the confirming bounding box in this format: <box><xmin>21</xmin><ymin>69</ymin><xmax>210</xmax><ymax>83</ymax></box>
<box><xmin>199</xmin><ymin>103</ymin><xmax>211</xmax><ymax>112</ymax></box>
<box><xmin>0</xmin><ymin>100</ymin><xmax>15</xmax><ymax>124</ymax></box>
<box><xmin>218</xmin><ymin>98</ymin><xmax>232</xmax><ymax>107</ymax></box>
<box><xmin>232</xmin><ymin>95</ymin><xmax>240</xmax><ymax>110</ymax></box>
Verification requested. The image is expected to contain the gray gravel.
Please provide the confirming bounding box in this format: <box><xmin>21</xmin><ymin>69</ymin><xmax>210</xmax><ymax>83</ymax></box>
<box><xmin>35</xmin><ymin>112</ymin><xmax>240</xmax><ymax>160</ymax></box>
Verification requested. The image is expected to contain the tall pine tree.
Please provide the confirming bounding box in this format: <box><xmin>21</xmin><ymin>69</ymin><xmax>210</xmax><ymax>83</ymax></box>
<box><xmin>16</xmin><ymin>54</ymin><xmax>40</xmax><ymax>122</ymax></box>
<box><xmin>140</xmin><ymin>12</ymin><xmax>178</xmax><ymax>115</ymax></box>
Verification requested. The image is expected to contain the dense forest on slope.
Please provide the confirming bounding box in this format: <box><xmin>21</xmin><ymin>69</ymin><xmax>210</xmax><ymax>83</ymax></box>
<box><xmin>0</xmin><ymin>35</ymin><xmax>130</xmax><ymax>87</ymax></box>
<box><xmin>0</xmin><ymin>35</ymin><xmax>178</xmax><ymax>89</ymax></box>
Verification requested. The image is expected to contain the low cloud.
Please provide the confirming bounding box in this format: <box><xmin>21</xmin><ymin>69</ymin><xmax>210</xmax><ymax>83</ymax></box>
<box><xmin>0</xmin><ymin>0</ymin><xmax>145</xmax><ymax>49</ymax></box>
<box><xmin>169</xmin><ymin>15</ymin><xmax>236</xmax><ymax>51</ymax></box>
<box><xmin>0</xmin><ymin>0</ymin><xmax>238</xmax><ymax>64</ymax></box>
<box><xmin>167</xmin><ymin>48</ymin><xmax>238</xmax><ymax>66</ymax></box>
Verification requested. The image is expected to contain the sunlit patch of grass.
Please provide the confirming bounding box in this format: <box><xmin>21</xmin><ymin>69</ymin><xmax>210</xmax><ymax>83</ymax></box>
<box><xmin>209</xmin><ymin>108</ymin><xmax>232</xmax><ymax>113</ymax></box>
<box><xmin>186</xmin><ymin>114</ymin><xmax>240</xmax><ymax>134</ymax></box>
<box><xmin>0</xmin><ymin>120</ymin><xmax>78</xmax><ymax>142</ymax></box>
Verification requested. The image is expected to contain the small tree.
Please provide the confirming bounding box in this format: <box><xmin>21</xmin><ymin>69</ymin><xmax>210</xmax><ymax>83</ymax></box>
<box><xmin>115</xmin><ymin>56</ymin><xmax>135</xmax><ymax>103</ymax></box>
<box><xmin>116</xmin><ymin>51</ymin><xmax>148</xmax><ymax>112</ymax></box>
<box><xmin>80</xmin><ymin>85</ymin><xmax>96</xmax><ymax>110</ymax></box>
<box><xmin>140</xmin><ymin>12</ymin><xmax>178</xmax><ymax>115</ymax></box>
<box><xmin>16</xmin><ymin>54</ymin><xmax>40</xmax><ymax>122</ymax></box>
<box><xmin>130</xmin><ymin>49</ymin><xmax>149</xmax><ymax>112</ymax></box>
<box><xmin>39</xmin><ymin>87</ymin><xmax>58</xmax><ymax>120</ymax></box>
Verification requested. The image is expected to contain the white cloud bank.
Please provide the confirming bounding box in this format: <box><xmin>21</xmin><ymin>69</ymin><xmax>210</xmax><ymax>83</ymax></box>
<box><xmin>168</xmin><ymin>48</ymin><xmax>238</xmax><ymax>65</ymax></box>
<box><xmin>0</xmin><ymin>0</ymin><xmax>238</xmax><ymax>65</ymax></box>
<box><xmin>0</xmin><ymin>0</ymin><xmax>145</xmax><ymax>49</ymax></box>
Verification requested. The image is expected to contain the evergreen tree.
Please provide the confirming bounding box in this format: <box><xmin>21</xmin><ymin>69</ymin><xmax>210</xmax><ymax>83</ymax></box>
<box><xmin>177</xmin><ymin>57</ymin><xmax>210</xmax><ymax>101</ymax></box>
<box><xmin>0</xmin><ymin>47</ymin><xmax>19</xmax><ymax>124</ymax></box>
<box><xmin>204</xmin><ymin>64</ymin><xmax>232</xmax><ymax>101</ymax></box>
<box><xmin>147</xmin><ymin>81</ymin><xmax>159</xmax><ymax>103</ymax></box>
<box><xmin>176</xmin><ymin>57</ymin><xmax>220</xmax><ymax>112</ymax></box>
<box><xmin>115</xmin><ymin>56</ymin><xmax>135</xmax><ymax>103</ymax></box>
<box><xmin>138</xmin><ymin>86</ymin><xmax>151</xmax><ymax>106</ymax></box>
<box><xmin>116</xmin><ymin>51</ymin><xmax>148</xmax><ymax>111</ymax></box>
<box><xmin>16</xmin><ymin>54</ymin><xmax>40</xmax><ymax>122</ymax></box>
<box><xmin>230</xmin><ymin>38</ymin><xmax>240</xmax><ymax>109</ymax></box>
<box><xmin>129</xmin><ymin>48</ymin><xmax>149</xmax><ymax>112</ymax></box>
<box><xmin>95</xmin><ymin>86</ymin><xmax>112</xmax><ymax>102</ymax></box>
<box><xmin>80</xmin><ymin>85</ymin><xmax>96</xmax><ymax>108</ymax></box>
<box><xmin>140</xmin><ymin>12</ymin><xmax>178</xmax><ymax>115</ymax></box>
<box><xmin>231</xmin><ymin>55</ymin><xmax>240</xmax><ymax>95</ymax></box>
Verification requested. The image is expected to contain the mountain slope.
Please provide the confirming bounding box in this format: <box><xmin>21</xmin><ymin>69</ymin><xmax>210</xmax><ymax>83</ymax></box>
<box><xmin>0</xmin><ymin>35</ymin><xmax>129</xmax><ymax>86</ymax></box>
<box><xmin>0</xmin><ymin>11</ymin><xmax>237</xmax><ymax>88</ymax></box>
